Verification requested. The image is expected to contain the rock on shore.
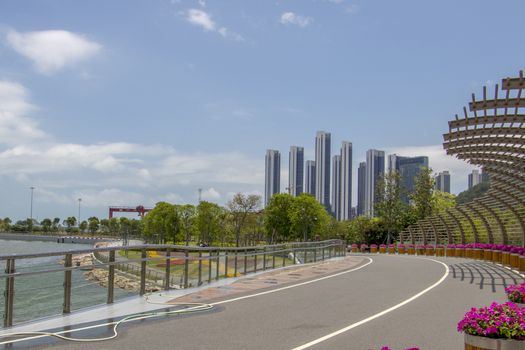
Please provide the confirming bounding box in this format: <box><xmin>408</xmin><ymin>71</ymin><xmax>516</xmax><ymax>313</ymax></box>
<box><xmin>84</xmin><ymin>268</ymin><xmax>161</xmax><ymax>293</ymax></box>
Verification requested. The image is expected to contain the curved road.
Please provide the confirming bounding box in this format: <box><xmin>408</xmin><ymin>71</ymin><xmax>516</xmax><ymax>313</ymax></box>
<box><xmin>19</xmin><ymin>255</ymin><xmax>525</xmax><ymax>350</ymax></box>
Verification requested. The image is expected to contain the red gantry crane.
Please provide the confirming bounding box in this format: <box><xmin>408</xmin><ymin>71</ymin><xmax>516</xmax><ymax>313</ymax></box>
<box><xmin>108</xmin><ymin>205</ymin><xmax>152</xmax><ymax>219</ymax></box>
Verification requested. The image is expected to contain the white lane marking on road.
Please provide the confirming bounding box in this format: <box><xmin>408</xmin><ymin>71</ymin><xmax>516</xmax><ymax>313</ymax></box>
<box><xmin>290</xmin><ymin>258</ymin><xmax>450</xmax><ymax>350</ymax></box>
<box><xmin>1</xmin><ymin>257</ymin><xmax>374</xmax><ymax>345</ymax></box>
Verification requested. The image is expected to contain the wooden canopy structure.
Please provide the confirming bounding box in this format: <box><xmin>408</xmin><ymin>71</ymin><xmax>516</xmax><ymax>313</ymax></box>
<box><xmin>399</xmin><ymin>71</ymin><xmax>525</xmax><ymax>246</ymax></box>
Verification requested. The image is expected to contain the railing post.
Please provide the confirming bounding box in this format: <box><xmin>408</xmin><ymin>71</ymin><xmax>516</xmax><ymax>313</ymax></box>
<box><xmin>263</xmin><ymin>247</ymin><xmax>267</xmax><ymax>270</ymax></box>
<box><xmin>215</xmin><ymin>250</ymin><xmax>220</xmax><ymax>281</ymax></box>
<box><xmin>107</xmin><ymin>250</ymin><xmax>115</xmax><ymax>304</ymax></box>
<box><xmin>164</xmin><ymin>248</ymin><xmax>171</xmax><ymax>291</ymax></box>
<box><xmin>184</xmin><ymin>250</ymin><xmax>189</xmax><ymax>288</ymax></box>
<box><xmin>254</xmin><ymin>249</ymin><xmax>257</xmax><ymax>273</ymax></box>
<box><xmin>198</xmin><ymin>251</ymin><xmax>202</xmax><ymax>286</ymax></box>
<box><xmin>313</xmin><ymin>246</ymin><xmax>317</xmax><ymax>262</ymax></box>
<box><xmin>225</xmin><ymin>250</ymin><xmax>230</xmax><ymax>278</ymax></box>
<box><xmin>208</xmin><ymin>250</ymin><xmax>212</xmax><ymax>284</ymax></box>
<box><xmin>244</xmin><ymin>249</ymin><xmax>248</xmax><ymax>275</ymax></box>
<box><xmin>304</xmin><ymin>245</ymin><xmax>307</xmax><ymax>264</ymax></box>
<box><xmin>140</xmin><ymin>249</ymin><xmax>147</xmax><ymax>295</ymax></box>
<box><xmin>282</xmin><ymin>246</ymin><xmax>286</xmax><ymax>267</ymax></box>
<box><xmin>329</xmin><ymin>245</ymin><xmax>332</xmax><ymax>259</ymax></box>
<box><xmin>234</xmin><ymin>250</ymin><xmax>238</xmax><ymax>276</ymax></box>
<box><xmin>322</xmin><ymin>245</ymin><xmax>325</xmax><ymax>261</ymax></box>
<box><xmin>272</xmin><ymin>246</ymin><xmax>276</xmax><ymax>269</ymax></box>
<box><xmin>63</xmin><ymin>253</ymin><xmax>72</xmax><ymax>314</ymax></box>
<box><xmin>3</xmin><ymin>258</ymin><xmax>15</xmax><ymax>327</ymax></box>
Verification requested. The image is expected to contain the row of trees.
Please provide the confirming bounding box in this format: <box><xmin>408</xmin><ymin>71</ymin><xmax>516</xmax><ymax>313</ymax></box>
<box><xmin>348</xmin><ymin>168</ymin><xmax>456</xmax><ymax>244</ymax></box>
<box><xmin>0</xmin><ymin>168</ymin><xmax>459</xmax><ymax>246</ymax></box>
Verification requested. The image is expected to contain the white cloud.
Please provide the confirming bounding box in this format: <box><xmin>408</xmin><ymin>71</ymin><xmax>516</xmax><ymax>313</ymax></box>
<box><xmin>186</xmin><ymin>8</ymin><xmax>215</xmax><ymax>31</ymax></box>
<box><xmin>185</xmin><ymin>9</ymin><xmax>244</xmax><ymax>41</ymax></box>
<box><xmin>385</xmin><ymin>144</ymin><xmax>479</xmax><ymax>194</ymax></box>
<box><xmin>280</xmin><ymin>12</ymin><xmax>313</xmax><ymax>27</ymax></box>
<box><xmin>0</xmin><ymin>80</ymin><xmax>47</xmax><ymax>145</ymax></box>
<box><xmin>7</xmin><ymin>29</ymin><xmax>101</xmax><ymax>74</ymax></box>
<box><xmin>201</xmin><ymin>187</ymin><xmax>221</xmax><ymax>200</ymax></box>
<box><xmin>73</xmin><ymin>189</ymin><xmax>146</xmax><ymax>208</ymax></box>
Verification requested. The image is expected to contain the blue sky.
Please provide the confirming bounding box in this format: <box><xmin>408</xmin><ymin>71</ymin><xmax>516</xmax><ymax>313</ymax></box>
<box><xmin>0</xmin><ymin>0</ymin><xmax>524</xmax><ymax>221</ymax></box>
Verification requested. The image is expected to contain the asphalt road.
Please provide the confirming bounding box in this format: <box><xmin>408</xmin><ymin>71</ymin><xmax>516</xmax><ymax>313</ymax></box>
<box><xmin>13</xmin><ymin>255</ymin><xmax>525</xmax><ymax>350</ymax></box>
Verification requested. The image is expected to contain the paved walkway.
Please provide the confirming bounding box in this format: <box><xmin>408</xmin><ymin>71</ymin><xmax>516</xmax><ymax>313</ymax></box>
<box><xmin>2</xmin><ymin>254</ymin><xmax>524</xmax><ymax>350</ymax></box>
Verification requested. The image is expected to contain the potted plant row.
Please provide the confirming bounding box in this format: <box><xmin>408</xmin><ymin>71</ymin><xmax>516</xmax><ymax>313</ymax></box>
<box><xmin>506</xmin><ymin>282</ymin><xmax>525</xmax><ymax>308</ymax></box>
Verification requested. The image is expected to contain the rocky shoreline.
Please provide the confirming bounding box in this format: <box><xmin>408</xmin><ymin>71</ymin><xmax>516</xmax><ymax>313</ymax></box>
<box><xmin>83</xmin><ymin>268</ymin><xmax>161</xmax><ymax>293</ymax></box>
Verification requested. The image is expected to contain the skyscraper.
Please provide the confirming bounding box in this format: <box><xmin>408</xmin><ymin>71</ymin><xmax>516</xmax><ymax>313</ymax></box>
<box><xmin>331</xmin><ymin>155</ymin><xmax>341</xmax><ymax>219</ymax></box>
<box><xmin>288</xmin><ymin>146</ymin><xmax>304</xmax><ymax>196</ymax></box>
<box><xmin>397</xmin><ymin>156</ymin><xmax>429</xmax><ymax>204</ymax></box>
<box><xmin>435</xmin><ymin>171</ymin><xmax>451</xmax><ymax>193</ymax></box>
<box><xmin>468</xmin><ymin>169</ymin><xmax>481</xmax><ymax>189</ymax></box>
<box><xmin>340</xmin><ymin>141</ymin><xmax>353</xmax><ymax>221</ymax></box>
<box><xmin>315</xmin><ymin>131</ymin><xmax>331</xmax><ymax>209</ymax></box>
<box><xmin>357</xmin><ymin>162</ymin><xmax>366</xmax><ymax>216</ymax></box>
<box><xmin>365</xmin><ymin>149</ymin><xmax>385</xmax><ymax>217</ymax></box>
<box><xmin>305</xmin><ymin>160</ymin><xmax>316</xmax><ymax>196</ymax></box>
<box><xmin>264</xmin><ymin>149</ymin><xmax>281</xmax><ymax>206</ymax></box>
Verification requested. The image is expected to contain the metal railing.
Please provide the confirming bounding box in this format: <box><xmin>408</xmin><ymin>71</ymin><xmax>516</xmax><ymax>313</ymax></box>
<box><xmin>0</xmin><ymin>239</ymin><xmax>345</xmax><ymax>328</ymax></box>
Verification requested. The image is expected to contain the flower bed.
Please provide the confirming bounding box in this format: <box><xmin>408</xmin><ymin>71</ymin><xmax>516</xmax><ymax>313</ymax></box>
<box><xmin>360</xmin><ymin>244</ymin><xmax>368</xmax><ymax>253</ymax></box>
<box><xmin>435</xmin><ymin>244</ymin><xmax>444</xmax><ymax>257</ymax></box>
<box><xmin>370</xmin><ymin>244</ymin><xmax>378</xmax><ymax>253</ymax></box>
<box><xmin>350</xmin><ymin>243</ymin><xmax>359</xmax><ymax>253</ymax></box>
<box><xmin>379</xmin><ymin>244</ymin><xmax>387</xmax><ymax>254</ymax></box>
<box><xmin>425</xmin><ymin>245</ymin><xmax>435</xmax><ymax>256</ymax></box>
<box><xmin>398</xmin><ymin>244</ymin><xmax>406</xmax><ymax>255</ymax></box>
<box><xmin>458</xmin><ymin>302</ymin><xmax>525</xmax><ymax>350</ymax></box>
<box><xmin>445</xmin><ymin>244</ymin><xmax>455</xmax><ymax>257</ymax></box>
<box><xmin>456</xmin><ymin>244</ymin><xmax>466</xmax><ymax>258</ymax></box>
<box><xmin>416</xmin><ymin>244</ymin><xmax>426</xmax><ymax>256</ymax></box>
<box><xmin>407</xmin><ymin>244</ymin><xmax>415</xmax><ymax>255</ymax></box>
<box><xmin>388</xmin><ymin>244</ymin><xmax>396</xmax><ymax>254</ymax></box>
<box><xmin>505</xmin><ymin>283</ymin><xmax>525</xmax><ymax>304</ymax></box>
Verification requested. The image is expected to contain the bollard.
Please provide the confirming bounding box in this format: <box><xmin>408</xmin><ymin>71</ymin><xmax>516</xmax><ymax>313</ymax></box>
<box><xmin>198</xmin><ymin>251</ymin><xmax>203</xmax><ymax>286</ymax></box>
<box><xmin>184</xmin><ymin>250</ymin><xmax>189</xmax><ymax>288</ymax></box>
<box><xmin>63</xmin><ymin>253</ymin><xmax>72</xmax><ymax>314</ymax></box>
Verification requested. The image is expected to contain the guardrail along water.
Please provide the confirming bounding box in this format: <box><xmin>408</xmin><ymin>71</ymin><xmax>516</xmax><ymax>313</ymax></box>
<box><xmin>1</xmin><ymin>239</ymin><xmax>345</xmax><ymax>327</ymax></box>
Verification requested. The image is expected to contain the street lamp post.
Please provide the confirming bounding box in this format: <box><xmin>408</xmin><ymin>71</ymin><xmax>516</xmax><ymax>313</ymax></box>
<box><xmin>30</xmin><ymin>186</ymin><xmax>35</xmax><ymax>232</ymax></box>
<box><xmin>78</xmin><ymin>198</ymin><xmax>82</xmax><ymax>227</ymax></box>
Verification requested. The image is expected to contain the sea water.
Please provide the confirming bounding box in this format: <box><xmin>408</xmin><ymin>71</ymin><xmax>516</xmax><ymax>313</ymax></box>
<box><xmin>0</xmin><ymin>239</ymin><xmax>131</xmax><ymax>325</ymax></box>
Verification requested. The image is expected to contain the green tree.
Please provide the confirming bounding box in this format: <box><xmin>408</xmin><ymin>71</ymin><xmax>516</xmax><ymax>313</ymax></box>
<box><xmin>456</xmin><ymin>181</ymin><xmax>490</xmax><ymax>205</ymax></box>
<box><xmin>40</xmin><ymin>218</ymin><xmax>52</xmax><ymax>232</ymax></box>
<box><xmin>176</xmin><ymin>204</ymin><xmax>196</xmax><ymax>245</ymax></box>
<box><xmin>346</xmin><ymin>216</ymin><xmax>386</xmax><ymax>244</ymax></box>
<box><xmin>289</xmin><ymin>193</ymin><xmax>330</xmax><ymax>241</ymax></box>
<box><xmin>264</xmin><ymin>193</ymin><xmax>294</xmax><ymax>243</ymax></box>
<box><xmin>0</xmin><ymin>217</ymin><xmax>11</xmax><ymax>232</ymax></box>
<box><xmin>52</xmin><ymin>217</ymin><xmax>60</xmax><ymax>232</ymax></box>
<box><xmin>63</xmin><ymin>216</ymin><xmax>77</xmax><ymax>232</ymax></box>
<box><xmin>410</xmin><ymin>167</ymin><xmax>435</xmax><ymax>220</ymax></box>
<box><xmin>108</xmin><ymin>218</ymin><xmax>121</xmax><ymax>236</ymax></box>
<box><xmin>79</xmin><ymin>220</ymin><xmax>88</xmax><ymax>233</ymax></box>
<box><xmin>100</xmin><ymin>219</ymin><xmax>110</xmax><ymax>233</ymax></box>
<box><xmin>375</xmin><ymin>171</ymin><xmax>405</xmax><ymax>243</ymax></box>
<box><xmin>227</xmin><ymin>193</ymin><xmax>262</xmax><ymax>246</ymax></box>
<box><xmin>195</xmin><ymin>201</ymin><xmax>223</xmax><ymax>245</ymax></box>
<box><xmin>87</xmin><ymin>216</ymin><xmax>100</xmax><ymax>235</ymax></box>
<box><xmin>143</xmin><ymin>202</ymin><xmax>181</xmax><ymax>243</ymax></box>
<box><xmin>433</xmin><ymin>190</ymin><xmax>456</xmax><ymax>214</ymax></box>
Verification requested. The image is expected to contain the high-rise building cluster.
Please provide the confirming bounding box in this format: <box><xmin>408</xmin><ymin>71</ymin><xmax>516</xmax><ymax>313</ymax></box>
<box><xmin>264</xmin><ymin>131</ymin><xmax>456</xmax><ymax>220</ymax></box>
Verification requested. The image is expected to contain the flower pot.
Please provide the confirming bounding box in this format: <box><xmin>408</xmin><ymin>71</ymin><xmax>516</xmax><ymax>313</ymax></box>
<box><xmin>473</xmin><ymin>249</ymin><xmax>482</xmax><ymax>260</ymax></box>
<box><xmin>464</xmin><ymin>334</ymin><xmax>525</xmax><ymax>350</ymax></box>
<box><xmin>465</xmin><ymin>249</ymin><xmax>473</xmax><ymax>259</ymax></box>
<box><xmin>426</xmin><ymin>247</ymin><xmax>435</xmax><ymax>256</ymax></box>
<box><xmin>379</xmin><ymin>247</ymin><xmax>386</xmax><ymax>254</ymax></box>
<box><xmin>492</xmin><ymin>251</ymin><xmax>501</xmax><ymax>263</ymax></box>
<box><xmin>446</xmin><ymin>248</ymin><xmax>455</xmax><ymax>257</ymax></box>
<box><xmin>398</xmin><ymin>247</ymin><xmax>405</xmax><ymax>255</ymax></box>
<box><xmin>436</xmin><ymin>247</ymin><xmax>444</xmax><ymax>257</ymax></box>
<box><xmin>510</xmin><ymin>254</ymin><xmax>520</xmax><ymax>268</ymax></box>
<box><xmin>416</xmin><ymin>248</ymin><xmax>425</xmax><ymax>255</ymax></box>
<box><xmin>370</xmin><ymin>247</ymin><xmax>377</xmax><ymax>253</ymax></box>
<box><xmin>388</xmin><ymin>247</ymin><xmax>395</xmax><ymax>254</ymax></box>
<box><xmin>407</xmin><ymin>247</ymin><xmax>415</xmax><ymax>255</ymax></box>
<box><xmin>502</xmin><ymin>252</ymin><xmax>511</xmax><ymax>266</ymax></box>
<box><xmin>483</xmin><ymin>250</ymin><xmax>492</xmax><ymax>261</ymax></box>
<box><xmin>456</xmin><ymin>248</ymin><xmax>465</xmax><ymax>258</ymax></box>
<box><xmin>351</xmin><ymin>247</ymin><xmax>358</xmax><ymax>253</ymax></box>
<box><xmin>520</xmin><ymin>256</ymin><xmax>525</xmax><ymax>273</ymax></box>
